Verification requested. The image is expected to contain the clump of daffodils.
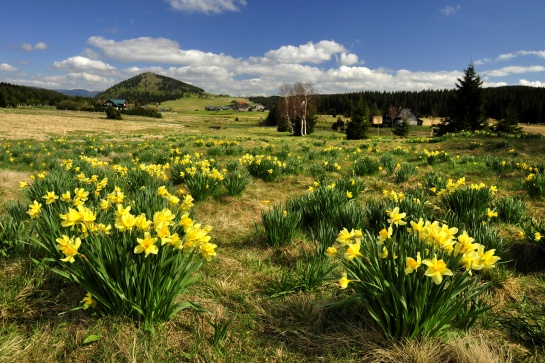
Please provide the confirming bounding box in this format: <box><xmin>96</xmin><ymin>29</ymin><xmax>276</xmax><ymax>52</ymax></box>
<box><xmin>326</xmin><ymin>208</ymin><xmax>500</xmax><ymax>338</ymax></box>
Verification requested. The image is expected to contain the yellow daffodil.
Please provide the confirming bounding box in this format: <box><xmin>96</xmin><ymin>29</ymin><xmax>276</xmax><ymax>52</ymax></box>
<box><xmin>422</xmin><ymin>256</ymin><xmax>453</xmax><ymax>285</ymax></box>
<box><xmin>487</xmin><ymin>208</ymin><xmax>498</xmax><ymax>219</ymax></box>
<box><xmin>379</xmin><ymin>246</ymin><xmax>388</xmax><ymax>259</ymax></box>
<box><xmin>325</xmin><ymin>246</ymin><xmax>337</xmax><ymax>258</ymax></box>
<box><xmin>200</xmin><ymin>241</ymin><xmax>217</xmax><ymax>261</ymax></box>
<box><xmin>81</xmin><ymin>292</ymin><xmax>96</xmax><ymax>309</ymax></box>
<box><xmin>61</xmin><ymin>191</ymin><xmax>71</xmax><ymax>203</ymax></box>
<box><xmin>387</xmin><ymin>207</ymin><xmax>406</xmax><ymax>226</ymax></box>
<box><xmin>338</xmin><ymin>273</ymin><xmax>352</xmax><ymax>289</ymax></box>
<box><xmin>377</xmin><ymin>226</ymin><xmax>393</xmax><ymax>245</ymax></box>
<box><xmin>27</xmin><ymin>200</ymin><xmax>42</xmax><ymax>219</ymax></box>
<box><xmin>336</xmin><ymin>228</ymin><xmax>354</xmax><ymax>246</ymax></box>
<box><xmin>56</xmin><ymin>236</ymin><xmax>82</xmax><ymax>263</ymax></box>
<box><xmin>346</xmin><ymin>191</ymin><xmax>353</xmax><ymax>199</ymax></box>
<box><xmin>477</xmin><ymin>246</ymin><xmax>501</xmax><ymax>269</ymax></box>
<box><xmin>134</xmin><ymin>232</ymin><xmax>159</xmax><ymax>257</ymax></box>
<box><xmin>460</xmin><ymin>251</ymin><xmax>483</xmax><ymax>274</ymax></box>
<box><xmin>19</xmin><ymin>181</ymin><xmax>27</xmax><ymax>189</ymax></box>
<box><xmin>535</xmin><ymin>232</ymin><xmax>542</xmax><ymax>242</ymax></box>
<box><xmin>344</xmin><ymin>241</ymin><xmax>363</xmax><ymax>261</ymax></box>
<box><xmin>405</xmin><ymin>252</ymin><xmax>421</xmax><ymax>274</ymax></box>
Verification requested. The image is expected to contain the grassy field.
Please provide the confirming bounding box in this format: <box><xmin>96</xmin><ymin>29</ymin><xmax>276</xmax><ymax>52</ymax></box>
<box><xmin>1</xmin><ymin>109</ymin><xmax>545</xmax><ymax>362</ymax></box>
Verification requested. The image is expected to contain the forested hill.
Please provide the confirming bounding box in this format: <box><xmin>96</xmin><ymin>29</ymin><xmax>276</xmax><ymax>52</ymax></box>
<box><xmin>95</xmin><ymin>72</ymin><xmax>205</xmax><ymax>105</ymax></box>
<box><xmin>316</xmin><ymin>86</ymin><xmax>545</xmax><ymax>123</ymax></box>
<box><xmin>0</xmin><ymin>82</ymin><xmax>82</xmax><ymax>107</ymax></box>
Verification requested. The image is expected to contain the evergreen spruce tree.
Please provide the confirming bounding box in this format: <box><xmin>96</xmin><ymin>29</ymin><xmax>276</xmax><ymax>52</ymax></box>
<box><xmin>438</xmin><ymin>63</ymin><xmax>487</xmax><ymax>134</ymax></box>
<box><xmin>494</xmin><ymin>105</ymin><xmax>522</xmax><ymax>134</ymax></box>
<box><xmin>345</xmin><ymin>99</ymin><xmax>370</xmax><ymax>140</ymax></box>
<box><xmin>392</xmin><ymin>117</ymin><xmax>410</xmax><ymax>137</ymax></box>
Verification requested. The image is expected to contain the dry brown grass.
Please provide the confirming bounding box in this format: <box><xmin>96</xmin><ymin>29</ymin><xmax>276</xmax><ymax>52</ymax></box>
<box><xmin>0</xmin><ymin>169</ymin><xmax>28</xmax><ymax>203</ymax></box>
<box><xmin>0</xmin><ymin>111</ymin><xmax>189</xmax><ymax>141</ymax></box>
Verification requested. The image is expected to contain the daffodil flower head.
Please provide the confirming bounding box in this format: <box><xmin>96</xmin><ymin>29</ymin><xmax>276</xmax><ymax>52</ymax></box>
<box><xmin>377</xmin><ymin>226</ymin><xmax>393</xmax><ymax>245</ymax></box>
<box><xmin>338</xmin><ymin>272</ymin><xmax>352</xmax><ymax>289</ymax></box>
<box><xmin>134</xmin><ymin>232</ymin><xmax>159</xmax><ymax>257</ymax></box>
<box><xmin>387</xmin><ymin>207</ymin><xmax>407</xmax><ymax>226</ymax></box>
<box><xmin>422</xmin><ymin>255</ymin><xmax>453</xmax><ymax>285</ymax></box>
<box><xmin>404</xmin><ymin>252</ymin><xmax>422</xmax><ymax>274</ymax></box>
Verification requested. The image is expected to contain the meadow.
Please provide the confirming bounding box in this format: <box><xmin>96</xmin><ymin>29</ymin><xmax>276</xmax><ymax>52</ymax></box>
<box><xmin>1</xmin><ymin>108</ymin><xmax>545</xmax><ymax>363</ymax></box>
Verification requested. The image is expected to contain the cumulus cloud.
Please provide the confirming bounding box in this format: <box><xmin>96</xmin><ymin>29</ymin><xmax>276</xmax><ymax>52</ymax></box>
<box><xmin>53</xmin><ymin>56</ymin><xmax>117</xmax><ymax>73</ymax></box>
<box><xmin>0</xmin><ymin>63</ymin><xmax>17</xmax><ymax>72</ymax></box>
<box><xmin>519</xmin><ymin>79</ymin><xmax>545</xmax><ymax>87</ymax></box>
<box><xmin>165</xmin><ymin>0</ymin><xmax>247</xmax><ymax>14</ymax></box>
<box><xmin>439</xmin><ymin>5</ymin><xmax>461</xmax><ymax>16</ymax></box>
<box><xmin>338</xmin><ymin>52</ymin><xmax>359</xmax><ymax>66</ymax></box>
<box><xmin>87</xmin><ymin>36</ymin><xmax>238</xmax><ymax>68</ymax></box>
<box><xmin>40</xmin><ymin>35</ymin><xmax>545</xmax><ymax>95</ymax></box>
<box><xmin>264</xmin><ymin>40</ymin><xmax>347</xmax><ymax>64</ymax></box>
<box><xmin>21</xmin><ymin>42</ymin><xmax>47</xmax><ymax>51</ymax></box>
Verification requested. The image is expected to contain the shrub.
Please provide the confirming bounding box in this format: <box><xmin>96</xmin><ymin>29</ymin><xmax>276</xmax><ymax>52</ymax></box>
<box><xmin>105</xmin><ymin>106</ymin><xmax>122</xmax><ymax>120</ymax></box>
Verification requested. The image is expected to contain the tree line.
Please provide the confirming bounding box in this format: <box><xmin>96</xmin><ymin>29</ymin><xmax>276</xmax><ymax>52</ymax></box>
<box><xmin>316</xmin><ymin>86</ymin><xmax>545</xmax><ymax>124</ymax></box>
<box><xmin>0</xmin><ymin>82</ymin><xmax>92</xmax><ymax>108</ymax></box>
<box><xmin>254</xmin><ymin>84</ymin><xmax>545</xmax><ymax>124</ymax></box>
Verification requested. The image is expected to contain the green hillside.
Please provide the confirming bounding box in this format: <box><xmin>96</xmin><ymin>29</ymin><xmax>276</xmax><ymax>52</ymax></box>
<box><xmin>95</xmin><ymin>72</ymin><xmax>205</xmax><ymax>105</ymax></box>
<box><xmin>161</xmin><ymin>95</ymin><xmax>253</xmax><ymax>113</ymax></box>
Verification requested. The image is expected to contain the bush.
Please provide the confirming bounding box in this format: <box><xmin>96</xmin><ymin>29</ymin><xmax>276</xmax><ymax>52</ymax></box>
<box><xmin>105</xmin><ymin>106</ymin><xmax>122</xmax><ymax>120</ymax></box>
<box><xmin>122</xmin><ymin>107</ymin><xmax>162</xmax><ymax>119</ymax></box>
<box><xmin>392</xmin><ymin>119</ymin><xmax>410</xmax><ymax>137</ymax></box>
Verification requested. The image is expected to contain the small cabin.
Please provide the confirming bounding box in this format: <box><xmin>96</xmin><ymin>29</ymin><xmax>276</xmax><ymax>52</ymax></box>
<box><xmin>382</xmin><ymin>108</ymin><xmax>423</xmax><ymax>126</ymax></box>
<box><xmin>102</xmin><ymin>99</ymin><xmax>127</xmax><ymax>110</ymax></box>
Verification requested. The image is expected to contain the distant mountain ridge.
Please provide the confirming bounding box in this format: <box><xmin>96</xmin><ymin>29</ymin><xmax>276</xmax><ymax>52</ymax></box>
<box><xmin>95</xmin><ymin>72</ymin><xmax>205</xmax><ymax>105</ymax></box>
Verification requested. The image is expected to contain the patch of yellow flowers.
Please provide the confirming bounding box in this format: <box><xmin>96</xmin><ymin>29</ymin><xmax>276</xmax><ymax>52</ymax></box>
<box><xmin>327</xmin><ymin>207</ymin><xmax>500</xmax><ymax>289</ymax></box>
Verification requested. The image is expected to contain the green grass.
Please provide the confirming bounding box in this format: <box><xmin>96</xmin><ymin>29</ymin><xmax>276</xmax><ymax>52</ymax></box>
<box><xmin>1</xmin><ymin>109</ymin><xmax>545</xmax><ymax>362</ymax></box>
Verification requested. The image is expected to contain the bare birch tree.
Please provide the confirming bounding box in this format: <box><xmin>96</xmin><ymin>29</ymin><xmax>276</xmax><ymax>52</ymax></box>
<box><xmin>278</xmin><ymin>83</ymin><xmax>294</xmax><ymax>133</ymax></box>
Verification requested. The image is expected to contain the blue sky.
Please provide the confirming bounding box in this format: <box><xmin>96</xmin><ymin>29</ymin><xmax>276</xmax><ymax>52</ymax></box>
<box><xmin>1</xmin><ymin>0</ymin><xmax>544</xmax><ymax>96</ymax></box>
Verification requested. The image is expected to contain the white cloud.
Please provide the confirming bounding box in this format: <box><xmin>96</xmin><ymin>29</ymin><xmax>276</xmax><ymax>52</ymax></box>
<box><xmin>38</xmin><ymin>35</ymin><xmax>544</xmax><ymax>95</ymax></box>
<box><xmin>518</xmin><ymin>50</ymin><xmax>545</xmax><ymax>59</ymax></box>
<box><xmin>519</xmin><ymin>79</ymin><xmax>545</xmax><ymax>87</ymax></box>
<box><xmin>264</xmin><ymin>40</ymin><xmax>347</xmax><ymax>64</ymax></box>
<box><xmin>440</xmin><ymin>5</ymin><xmax>461</xmax><ymax>16</ymax></box>
<box><xmin>0</xmin><ymin>63</ymin><xmax>17</xmax><ymax>72</ymax></box>
<box><xmin>53</xmin><ymin>56</ymin><xmax>117</xmax><ymax>73</ymax></box>
<box><xmin>165</xmin><ymin>0</ymin><xmax>247</xmax><ymax>14</ymax></box>
<box><xmin>21</xmin><ymin>42</ymin><xmax>47</xmax><ymax>51</ymax></box>
<box><xmin>476</xmin><ymin>50</ymin><xmax>545</xmax><ymax>65</ymax></box>
<box><xmin>339</xmin><ymin>52</ymin><xmax>359</xmax><ymax>66</ymax></box>
<box><xmin>486</xmin><ymin>65</ymin><xmax>545</xmax><ymax>77</ymax></box>
<box><xmin>88</xmin><ymin>36</ymin><xmax>238</xmax><ymax>68</ymax></box>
